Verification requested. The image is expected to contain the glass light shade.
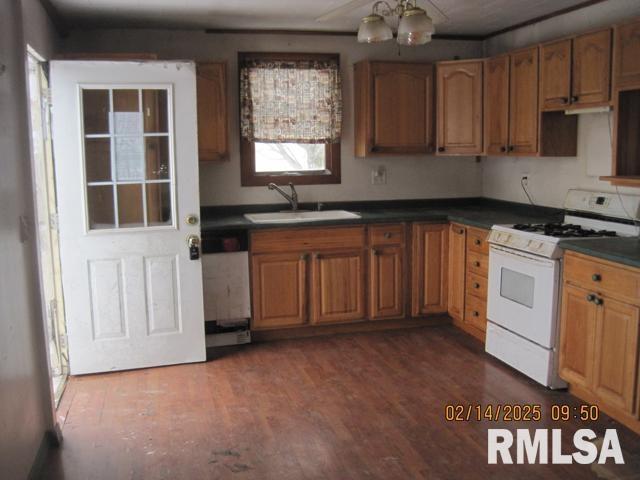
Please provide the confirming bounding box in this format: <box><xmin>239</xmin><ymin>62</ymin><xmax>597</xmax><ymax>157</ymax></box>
<box><xmin>357</xmin><ymin>14</ymin><xmax>393</xmax><ymax>43</ymax></box>
<box><xmin>397</xmin><ymin>7</ymin><xmax>434</xmax><ymax>46</ymax></box>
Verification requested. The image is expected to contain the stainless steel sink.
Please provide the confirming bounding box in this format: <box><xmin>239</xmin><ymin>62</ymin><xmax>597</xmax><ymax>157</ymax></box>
<box><xmin>244</xmin><ymin>210</ymin><xmax>361</xmax><ymax>224</ymax></box>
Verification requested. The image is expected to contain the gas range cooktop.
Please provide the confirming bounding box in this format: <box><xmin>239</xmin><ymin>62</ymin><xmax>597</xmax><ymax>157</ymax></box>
<box><xmin>511</xmin><ymin>223</ymin><xmax>618</xmax><ymax>238</ymax></box>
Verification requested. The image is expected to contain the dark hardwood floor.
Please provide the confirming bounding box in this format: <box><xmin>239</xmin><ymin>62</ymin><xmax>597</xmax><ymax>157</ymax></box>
<box><xmin>43</xmin><ymin>326</ymin><xmax>640</xmax><ymax>479</ymax></box>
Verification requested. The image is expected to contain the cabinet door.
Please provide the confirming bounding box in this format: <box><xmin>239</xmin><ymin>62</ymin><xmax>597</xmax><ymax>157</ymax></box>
<box><xmin>369</xmin><ymin>246</ymin><xmax>404</xmax><ymax>320</ymax></box>
<box><xmin>371</xmin><ymin>63</ymin><xmax>434</xmax><ymax>154</ymax></box>
<box><xmin>311</xmin><ymin>250</ymin><xmax>365</xmax><ymax>324</ymax></box>
<box><xmin>447</xmin><ymin>224</ymin><xmax>466</xmax><ymax>321</ymax></box>
<box><xmin>540</xmin><ymin>39</ymin><xmax>572</xmax><ymax>110</ymax></box>
<box><xmin>593</xmin><ymin>296</ymin><xmax>640</xmax><ymax>415</ymax></box>
<box><xmin>559</xmin><ymin>284</ymin><xmax>597</xmax><ymax>389</ymax></box>
<box><xmin>573</xmin><ymin>29</ymin><xmax>612</xmax><ymax>107</ymax></box>
<box><xmin>196</xmin><ymin>63</ymin><xmax>228</xmax><ymax>161</ymax></box>
<box><xmin>509</xmin><ymin>47</ymin><xmax>539</xmax><ymax>155</ymax></box>
<box><xmin>484</xmin><ymin>56</ymin><xmax>510</xmax><ymax>155</ymax></box>
<box><xmin>436</xmin><ymin>61</ymin><xmax>483</xmax><ymax>155</ymax></box>
<box><xmin>412</xmin><ymin>224</ymin><xmax>449</xmax><ymax>316</ymax></box>
<box><xmin>613</xmin><ymin>19</ymin><xmax>640</xmax><ymax>89</ymax></box>
<box><xmin>251</xmin><ymin>253</ymin><xmax>307</xmax><ymax>329</ymax></box>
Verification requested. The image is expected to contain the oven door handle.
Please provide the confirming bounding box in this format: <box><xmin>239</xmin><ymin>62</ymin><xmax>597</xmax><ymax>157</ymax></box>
<box><xmin>490</xmin><ymin>245</ymin><xmax>557</xmax><ymax>268</ymax></box>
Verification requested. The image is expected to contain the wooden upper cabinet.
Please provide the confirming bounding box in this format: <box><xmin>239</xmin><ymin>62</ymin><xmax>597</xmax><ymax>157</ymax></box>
<box><xmin>196</xmin><ymin>62</ymin><xmax>228</xmax><ymax>162</ymax></box>
<box><xmin>311</xmin><ymin>250</ymin><xmax>366</xmax><ymax>324</ymax></box>
<box><xmin>484</xmin><ymin>55</ymin><xmax>510</xmax><ymax>155</ymax></box>
<box><xmin>509</xmin><ymin>47</ymin><xmax>539</xmax><ymax>155</ymax></box>
<box><xmin>251</xmin><ymin>253</ymin><xmax>308</xmax><ymax>330</ymax></box>
<box><xmin>354</xmin><ymin>61</ymin><xmax>434</xmax><ymax>156</ymax></box>
<box><xmin>593</xmin><ymin>296</ymin><xmax>640</xmax><ymax>414</ymax></box>
<box><xmin>436</xmin><ymin>60</ymin><xmax>483</xmax><ymax>155</ymax></box>
<box><xmin>540</xmin><ymin>39</ymin><xmax>572</xmax><ymax>110</ymax></box>
<box><xmin>572</xmin><ymin>29</ymin><xmax>612</xmax><ymax>107</ymax></box>
<box><xmin>613</xmin><ymin>18</ymin><xmax>640</xmax><ymax>89</ymax></box>
<box><xmin>447</xmin><ymin>224</ymin><xmax>466</xmax><ymax>322</ymax></box>
<box><xmin>411</xmin><ymin>224</ymin><xmax>448</xmax><ymax>316</ymax></box>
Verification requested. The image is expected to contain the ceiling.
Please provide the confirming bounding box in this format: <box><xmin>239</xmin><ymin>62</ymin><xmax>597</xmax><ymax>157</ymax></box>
<box><xmin>49</xmin><ymin>0</ymin><xmax>595</xmax><ymax>37</ymax></box>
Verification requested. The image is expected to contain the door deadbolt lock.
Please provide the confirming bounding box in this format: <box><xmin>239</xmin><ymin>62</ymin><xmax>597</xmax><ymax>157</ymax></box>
<box><xmin>187</xmin><ymin>234</ymin><xmax>201</xmax><ymax>260</ymax></box>
<box><xmin>186</xmin><ymin>214</ymin><xmax>199</xmax><ymax>226</ymax></box>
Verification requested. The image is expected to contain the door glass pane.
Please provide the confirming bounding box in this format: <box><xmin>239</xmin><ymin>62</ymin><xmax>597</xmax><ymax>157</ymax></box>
<box><xmin>82</xmin><ymin>90</ymin><xmax>110</xmax><ymax>134</ymax></box>
<box><xmin>146</xmin><ymin>183</ymin><xmax>172</xmax><ymax>226</ymax></box>
<box><xmin>115</xmin><ymin>137</ymin><xmax>144</xmax><ymax>181</ymax></box>
<box><xmin>117</xmin><ymin>184</ymin><xmax>144</xmax><ymax>227</ymax></box>
<box><xmin>143</xmin><ymin>89</ymin><xmax>168</xmax><ymax>133</ymax></box>
<box><xmin>145</xmin><ymin>136</ymin><xmax>170</xmax><ymax>180</ymax></box>
<box><xmin>85</xmin><ymin>138</ymin><xmax>111</xmax><ymax>182</ymax></box>
<box><xmin>113</xmin><ymin>89</ymin><xmax>139</xmax><ymax>112</ymax></box>
<box><xmin>500</xmin><ymin>268</ymin><xmax>535</xmax><ymax>308</ymax></box>
<box><xmin>87</xmin><ymin>185</ymin><xmax>115</xmax><ymax>229</ymax></box>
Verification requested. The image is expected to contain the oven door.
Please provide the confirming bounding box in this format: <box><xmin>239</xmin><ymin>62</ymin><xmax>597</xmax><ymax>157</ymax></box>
<box><xmin>487</xmin><ymin>245</ymin><xmax>560</xmax><ymax>348</ymax></box>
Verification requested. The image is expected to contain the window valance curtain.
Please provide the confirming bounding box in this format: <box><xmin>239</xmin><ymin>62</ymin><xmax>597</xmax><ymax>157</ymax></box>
<box><xmin>240</xmin><ymin>56</ymin><xmax>342</xmax><ymax>144</ymax></box>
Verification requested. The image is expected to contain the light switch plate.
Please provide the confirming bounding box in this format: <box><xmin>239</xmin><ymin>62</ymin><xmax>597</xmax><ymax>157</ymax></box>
<box><xmin>371</xmin><ymin>165</ymin><xmax>387</xmax><ymax>185</ymax></box>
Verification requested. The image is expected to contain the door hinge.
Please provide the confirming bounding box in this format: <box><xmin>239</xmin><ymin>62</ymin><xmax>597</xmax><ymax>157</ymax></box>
<box><xmin>49</xmin><ymin>212</ymin><xmax>59</xmax><ymax>231</ymax></box>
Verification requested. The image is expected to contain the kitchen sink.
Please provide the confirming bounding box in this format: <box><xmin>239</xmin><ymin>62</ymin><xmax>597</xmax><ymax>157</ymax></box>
<box><xmin>244</xmin><ymin>210</ymin><xmax>361</xmax><ymax>224</ymax></box>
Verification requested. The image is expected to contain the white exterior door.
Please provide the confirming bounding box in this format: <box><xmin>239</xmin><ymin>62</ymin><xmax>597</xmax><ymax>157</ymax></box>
<box><xmin>51</xmin><ymin>61</ymin><xmax>205</xmax><ymax>375</ymax></box>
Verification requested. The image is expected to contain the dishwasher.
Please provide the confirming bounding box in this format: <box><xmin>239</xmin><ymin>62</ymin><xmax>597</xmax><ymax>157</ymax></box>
<box><xmin>201</xmin><ymin>230</ymin><xmax>251</xmax><ymax>347</ymax></box>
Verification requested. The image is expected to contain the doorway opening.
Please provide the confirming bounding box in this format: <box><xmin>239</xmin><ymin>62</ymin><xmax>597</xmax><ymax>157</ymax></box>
<box><xmin>26</xmin><ymin>47</ymin><xmax>69</xmax><ymax>405</ymax></box>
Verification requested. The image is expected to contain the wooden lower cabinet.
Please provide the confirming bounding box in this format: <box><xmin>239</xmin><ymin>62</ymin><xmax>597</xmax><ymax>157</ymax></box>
<box><xmin>447</xmin><ymin>224</ymin><xmax>466</xmax><ymax>321</ymax></box>
<box><xmin>369</xmin><ymin>245</ymin><xmax>404</xmax><ymax>320</ymax></box>
<box><xmin>251</xmin><ymin>253</ymin><xmax>308</xmax><ymax>329</ymax></box>
<box><xmin>311</xmin><ymin>250</ymin><xmax>366</xmax><ymax>325</ymax></box>
<box><xmin>559</xmin><ymin>251</ymin><xmax>640</xmax><ymax>434</ymax></box>
<box><xmin>412</xmin><ymin>223</ymin><xmax>449</xmax><ymax>316</ymax></box>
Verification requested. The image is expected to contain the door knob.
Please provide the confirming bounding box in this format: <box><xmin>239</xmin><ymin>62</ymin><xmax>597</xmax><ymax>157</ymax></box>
<box><xmin>186</xmin><ymin>214</ymin><xmax>199</xmax><ymax>226</ymax></box>
<box><xmin>187</xmin><ymin>234</ymin><xmax>201</xmax><ymax>260</ymax></box>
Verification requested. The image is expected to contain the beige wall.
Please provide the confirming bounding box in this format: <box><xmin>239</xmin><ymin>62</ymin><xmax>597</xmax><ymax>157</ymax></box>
<box><xmin>0</xmin><ymin>0</ymin><xmax>59</xmax><ymax>477</ymax></box>
<box><xmin>482</xmin><ymin>0</ymin><xmax>640</xmax><ymax>208</ymax></box>
<box><xmin>60</xmin><ymin>30</ymin><xmax>485</xmax><ymax>206</ymax></box>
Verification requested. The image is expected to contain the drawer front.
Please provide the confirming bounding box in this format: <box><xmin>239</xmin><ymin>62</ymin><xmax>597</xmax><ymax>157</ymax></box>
<box><xmin>467</xmin><ymin>227</ymin><xmax>490</xmax><ymax>255</ymax></box>
<box><xmin>465</xmin><ymin>293</ymin><xmax>487</xmax><ymax>332</ymax></box>
<box><xmin>251</xmin><ymin>226</ymin><xmax>365</xmax><ymax>254</ymax></box>
<box><xmin>369</xmin><ymin>224</ymin><xmax>405</xmax><ymax>246</ymax></box>
<box><xmin>467</xmin><ymin>251</ymin><xmax>489</xmax><ymax>277</ymax></box>
<box><xmin>564</xmin><ymin>252</ymin><xmax>640</xmax><ymax>304</ymax></box>
<box><xmin>466</xmin><ymin>271</ymin><xmax>488</xmax><ymax>300</ymax></box>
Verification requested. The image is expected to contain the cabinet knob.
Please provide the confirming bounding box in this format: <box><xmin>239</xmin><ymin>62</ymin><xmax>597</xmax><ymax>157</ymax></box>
<box><xmin>474</xmin><ymin>239</ymin><xmax>481</xmax><ymax>246</ymax></box>
<box><xmin>473</xmin><ymin>282</ymin><xmax>480</xmax><ymax>289</ymax></box>
<box><xmin>300</xmin><ymin>253</ymin><xmax>309</xmax><ymax>261</ymax></box>
<box><xmin>586</xmin><ymin>294</ymin><xmax>596</xmax><ymax>303</ymax></box>
<box><xmin>571</xmin><ymin>96</ymin><xmax>579</xmax><ymax>103</ymax></box>
<box><xmin>508</xmin><ymin>146</ymin><xmax>515</xmax><ymax>152</ymax></box>
<box><xmin>594</xmin><ymin>297</ymin><xmax>604</xmax><ymax>306</ymax></box>
<box><xmin>561</xmin><ymin>97</ymin><xmax>569</xmax><ymax>104</ymax></box>
<box><xmin>474</xmin><ymin>261</ymin><xmax>481</xmax><ymax>267</ymax></box>
<box><xmin>472</xmin><ymin>311</ymin><xmax>479</xmax><ymax>317</ymax></box>
<box><xmin>384</xmin><ymin>232</ymin><xmax>392</xmax><ymax>239</ymax></box>
<box><xmin>437</xmin><ymin>147</ymin><xmax>445</xmax><ymax>152</ymax></box>
<box><xmin>592</xmin><ymin>273</ymin><xmax>602</xmax><ymax>282</ymax></box>
<box><xmin>372</xmin><ymin>249</ymin><xmax>380</xmax><ymax>256</ymax></box>
<box><xmin>313</xmin><ymin>253</ymin><xmax>321</xmax><ymax>260</ymax></box>
<box><xmin>458</xmin><ymin>228</ymin><xmax>465</xmax><ymax>235</ymax></box>
<box><xmin>500</xmin><ymin>146</ymin><xmax>507</xmax><ymax>153</ymax></box>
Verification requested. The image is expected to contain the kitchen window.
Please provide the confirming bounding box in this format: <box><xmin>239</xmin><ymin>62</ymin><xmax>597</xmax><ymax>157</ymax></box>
<box><xmin>239</xmin><ymin>52</ymin><xmax>342</xmax><ymax>186</ymax></box>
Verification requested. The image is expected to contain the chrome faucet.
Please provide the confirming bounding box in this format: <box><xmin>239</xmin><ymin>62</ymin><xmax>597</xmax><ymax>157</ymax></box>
<box><xmin>267</xmin><ymin>182</ymin><xmax>299</xmax><ymax>211</ymax></box>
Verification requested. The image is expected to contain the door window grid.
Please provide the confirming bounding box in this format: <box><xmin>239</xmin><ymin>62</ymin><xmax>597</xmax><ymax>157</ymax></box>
<box><xmin>81</xmin><ymin>87</ymin><xmax>174</xmax><ymax>230</ymax></box>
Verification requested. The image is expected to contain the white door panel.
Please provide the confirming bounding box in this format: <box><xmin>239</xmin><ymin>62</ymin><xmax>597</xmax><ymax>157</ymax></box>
<box><xmin>51</xmin><ymin>61</ymin><xmax>205</xmax><ymax>374</ymax></box>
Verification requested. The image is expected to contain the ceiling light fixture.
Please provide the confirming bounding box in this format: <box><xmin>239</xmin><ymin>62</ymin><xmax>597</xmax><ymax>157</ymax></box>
<box><xmin>357</xmin><ymin>0</ymin><xmax>434</xmax><ymax>46</ymax></box>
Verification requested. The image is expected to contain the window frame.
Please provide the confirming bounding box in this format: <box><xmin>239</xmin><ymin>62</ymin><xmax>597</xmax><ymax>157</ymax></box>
<box><xmin>238</xmin><ymin>52</ymin><xmax>342</xmax><ymax>187</ymax></box>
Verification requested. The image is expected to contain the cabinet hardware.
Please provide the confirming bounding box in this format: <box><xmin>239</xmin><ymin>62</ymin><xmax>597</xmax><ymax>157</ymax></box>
<box><xmin>561</xmin><ymin>97</ymin><xmax>569</xmax><ymax>104</ymax></box>
<box><xmin>571</xmin><ymin>95</ymin><xmax>579</xmax><ymax>102</ymax></box>
<box><xmin>474</xmin><ymin>239</ymin><xmax>481</xmax><ymax>245</ymax></box>
<box><xmin>592</xmin><ymin>273</ymin><xmax>602</xmax><ymax>282</ymax></box>
<box><xmin>473</xmin><ymin>282</ymin><xmax>480</xmax><ymax>289</ymax></box>
<box><xmin>586</xmin><ymin>294</ymin><xmax>596</xmax><ymax>302</ymax></box>
<box><xmin>508</xmin><ymin>146</ymin><xmax>515</xmax><ymax>152</ymax></box>
<box><xmin>458</xmin><ymin>228</ymin><xmax>464</xmax><ymax>234</ymax></box>
<box><xmin>437</xmin><ymin>147</ymin><xmax>445</xmax><ymax>152</ymax></box>
<box><xmin>474</xmin><ymin>261</ymin><xmax>481</xmax><ymax>267</ymax></box>
<box><xmin>313</xmin><ymin>253</ymin><xmax>321</xmax><ymax>260</ymax></box>
<box><xmin>500</xmin><ymin>146</ymin><xmax>507</xmax><ymax>153</ymax></box>
<box><xmin>593</xmin><ymin>297</ymin><xmax>604</xmax><ymax>306</ymax></box>
<box><xmin>372</xmin><ymin>249</ymin><xmax>380</xmax><ymax>256</ymax></box>
<box><xmin>300</xmin><ymin>253</ymin><xmax>309</xmax><ymax>261</ymax></box>
<box><xmin>472</xmin><ymin>311</ymin><xmax>479</xmax><ymax>317</ymax></box>
<box><xmin>383</xmin><ymin>232</ymin><xmax>392</xmax><ymax>239</ymax></box>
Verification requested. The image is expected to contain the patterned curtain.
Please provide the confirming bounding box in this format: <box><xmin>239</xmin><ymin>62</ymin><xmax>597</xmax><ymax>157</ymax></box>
<box><xmin>240</xmin><ymin>56</ymin><xmax>342</xmax><ymax>144</ymax></box>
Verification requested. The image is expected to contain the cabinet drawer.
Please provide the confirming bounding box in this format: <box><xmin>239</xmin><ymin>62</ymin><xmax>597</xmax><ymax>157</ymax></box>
<box><xmin>251</xmin><ymin>226</ymin><xmax>365</xmax><ymax>254</ymax></box>
<box><xmin>467</xmin><ymin>251</ymin><xmax>489</xmax><ymax>277</ymax></box>
<box><xmin>564</xmin><ymin>252</ymin><xmax>640</xmax><ymax>304</ymax></box>
<box><xmin>466</xmin><ymin>271</ymin><xmax>488</xmax><ymax>300</ymax></box>
<box><xmin>467</xmin><ymin>227</ymin><xmax>490</xmax><ymax>255</ymax></box>
<box><xmin>465</xmin><ymin>294</ymin><xmax>487</xmax><ymax>333</ymax></box>
<box><xmin>369</xmin><ymin>224</ymin><xmax>405</xmax><ymax>246</ymax></box>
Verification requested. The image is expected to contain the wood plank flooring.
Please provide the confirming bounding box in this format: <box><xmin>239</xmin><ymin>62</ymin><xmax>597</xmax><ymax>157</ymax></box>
<box><xmin>43</xmin><ymin>326</ymin><xmax>640</xmax><ymax>479</ymax></box>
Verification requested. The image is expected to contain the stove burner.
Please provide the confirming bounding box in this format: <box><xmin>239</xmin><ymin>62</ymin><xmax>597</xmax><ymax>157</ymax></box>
<box><xmin>512</xmin><ymin>223</ymin><xmax>618</xmax><ymax>238</ymax></box>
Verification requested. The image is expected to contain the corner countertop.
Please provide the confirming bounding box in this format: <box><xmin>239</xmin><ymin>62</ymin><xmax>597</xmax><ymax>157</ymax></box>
<box><xmin>200</xmin><ymin>198</ymin><xmax>563</xmax><ymax>232</ymax></box>
<box><xmin>559</xmin><ymin>237</ymin><xmax>640</xmax><ymax>269</ymax></box>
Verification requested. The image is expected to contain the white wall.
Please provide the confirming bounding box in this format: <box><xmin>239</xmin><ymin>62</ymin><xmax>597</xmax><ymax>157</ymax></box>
<box><xmin>0</xmin><ymin>0</ymin><xmax>59</xmax><ymax>477</ymax></box>
<box><xmin>60</xmin><ymin>30</ymin><xmax>485</xmax><ymax>206</ymax></box>
<box><xmin>482</xmin><ymin>0</ymin><xmax>640</xmax><ymax>208</ymax></box>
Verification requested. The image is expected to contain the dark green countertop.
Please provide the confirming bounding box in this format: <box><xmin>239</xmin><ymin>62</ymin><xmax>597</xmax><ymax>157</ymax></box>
<box><xmin>200</xmin><ymin>198</ymin><xmax>562</xmax><ymax>232</ymax></box>
<box><xmin>560</xmin><ymin>237</ymin><xmax>640</xmax><ymax>269</ymax></box>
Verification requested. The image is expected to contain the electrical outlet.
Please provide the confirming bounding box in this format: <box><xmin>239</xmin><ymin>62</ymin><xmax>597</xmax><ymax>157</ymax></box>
<box><xmin>372</xmin><ymin>165</ymin><xmax>387</xmax><ymax>185</ymax></box>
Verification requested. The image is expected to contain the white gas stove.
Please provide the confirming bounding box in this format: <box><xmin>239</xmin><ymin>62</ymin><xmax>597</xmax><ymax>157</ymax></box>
<box><xmin>485</xmin><ymin>190</ymin><xmax>640</xmax><ymax>389</ymax></box>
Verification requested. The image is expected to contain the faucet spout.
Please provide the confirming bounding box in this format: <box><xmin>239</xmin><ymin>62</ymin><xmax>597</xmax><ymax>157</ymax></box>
<box><xmin>267</xmin><ymin>182</ymin><xmax>299</xmax><ymax>211</ymax></box>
